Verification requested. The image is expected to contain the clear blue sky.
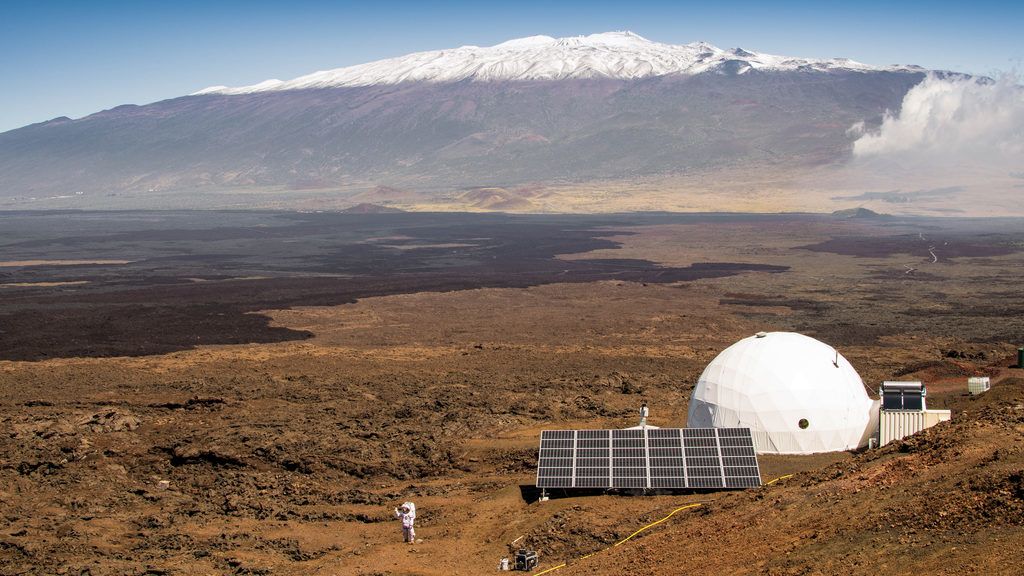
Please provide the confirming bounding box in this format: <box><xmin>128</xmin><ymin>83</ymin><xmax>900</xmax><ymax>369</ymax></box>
<box><xmin>1</xmin><ymin>0</ymin><xmax>1021</xmax><ymax>133</ymax></box>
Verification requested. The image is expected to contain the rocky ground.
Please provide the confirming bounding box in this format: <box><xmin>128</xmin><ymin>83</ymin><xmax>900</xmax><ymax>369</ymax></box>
<box><xmin>1</xmin><ymin>212</ymin><xmax>1023</xmax><ymax>575</ymax></box>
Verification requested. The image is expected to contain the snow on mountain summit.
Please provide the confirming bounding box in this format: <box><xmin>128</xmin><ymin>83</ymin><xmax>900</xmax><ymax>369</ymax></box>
<box><xmin>195</xmin><ymin>31</ymin><xmax>917</xmax><ymax>95</ymax></box>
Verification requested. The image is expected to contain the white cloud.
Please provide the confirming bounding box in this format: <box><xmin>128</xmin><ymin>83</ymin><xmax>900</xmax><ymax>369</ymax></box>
<box><xmin>806</xmin><ymin>75</ymin><xmax>1024</xmax><ymax>216</ymax></box>
<box><xmin>851</xmin><ymin>74</ymin><xmax>1024</xmax><ymax>164</ymax></box>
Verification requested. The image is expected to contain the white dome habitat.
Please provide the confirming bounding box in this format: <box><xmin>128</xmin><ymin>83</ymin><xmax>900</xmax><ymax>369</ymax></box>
<box><xmin>687</xmin><ymin>332</ymin><xmax>875</xmax><ymax>454</ymax></box>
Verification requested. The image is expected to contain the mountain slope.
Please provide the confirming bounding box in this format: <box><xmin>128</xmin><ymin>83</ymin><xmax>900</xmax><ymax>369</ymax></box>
<box><xmin>0</xmin><ymin>33</ymin><xmax>930</xmax><ymax>207</ymax></box>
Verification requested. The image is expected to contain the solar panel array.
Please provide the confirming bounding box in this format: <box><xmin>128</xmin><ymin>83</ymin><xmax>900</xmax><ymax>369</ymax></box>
<box><xmin>536</xmin><ymin>427</ymin><xmax>761</xmax><ymax>490</ymax></box>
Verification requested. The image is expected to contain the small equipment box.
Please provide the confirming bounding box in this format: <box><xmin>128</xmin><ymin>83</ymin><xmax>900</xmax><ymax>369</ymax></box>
<box><xmin>515</xmin><ymin>549</ymin><xmax>538</xmax><ymax>571</ymax></box>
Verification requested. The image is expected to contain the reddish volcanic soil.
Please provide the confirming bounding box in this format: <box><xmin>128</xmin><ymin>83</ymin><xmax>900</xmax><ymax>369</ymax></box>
<box><xmin>1</xmin><ymin>211</ymin><xmax>1023</xmax><ymax>575</ymax></box>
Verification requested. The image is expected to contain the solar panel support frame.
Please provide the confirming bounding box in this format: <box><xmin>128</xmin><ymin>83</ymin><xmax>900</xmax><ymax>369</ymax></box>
<box><xmin>642</xmin><ymin>427</ymin><xmax>652</xmax><ymax>490</ymax></box>
<box><xmin>606</xmin><ymin>430</ymin><xmax>613</xmax><ymax>489</ymax></box>
<box><xmin>715</xmin><ymin>428</ymin><xmax>727</xmax><ymax>487</ymax></box>
<box><xmin>571</xmin><ymin>430</ymin><xmax>578</xmax><ymax>487</ymax></box>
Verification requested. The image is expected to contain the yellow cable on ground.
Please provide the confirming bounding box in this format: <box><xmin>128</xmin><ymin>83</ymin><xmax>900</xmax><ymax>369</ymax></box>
<box><xmin>528</xmin><ymin>475</ymin><xmax>792</xmax><ymax>574</ymax></box>
<box><xmin>528</xmin><ymin>503</ymin><xmax>702</xmax><ymax>575</ymax></box>
<box><xmin>613</xmin><ymin>503</ymin><xmax>703</xmax><ymax>547</ymax></box>
<box><xmin>534</xmin><ymin>563</ymin><xmax>568</xmax><ymax>575</ymax></box>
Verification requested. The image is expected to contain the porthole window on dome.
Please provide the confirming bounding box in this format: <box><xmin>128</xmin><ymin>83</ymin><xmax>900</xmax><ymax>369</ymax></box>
<box><xmin>798</xmin><ymin>418</ymin><xmax>809</xmax><ymax>429</ymax></box>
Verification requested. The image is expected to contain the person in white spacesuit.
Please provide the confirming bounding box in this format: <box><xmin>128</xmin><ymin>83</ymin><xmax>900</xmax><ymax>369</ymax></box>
<box><xmin>394</xmin><ymin>502</ymin><xmax>416</xmax><ymax>543</ymax></box>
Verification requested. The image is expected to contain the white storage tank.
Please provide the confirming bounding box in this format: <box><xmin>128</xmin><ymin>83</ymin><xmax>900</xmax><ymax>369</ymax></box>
<box><xmin>968</xmin><ymin>376</ymin><xmax>991</xmax><ymax>395</ymax></box>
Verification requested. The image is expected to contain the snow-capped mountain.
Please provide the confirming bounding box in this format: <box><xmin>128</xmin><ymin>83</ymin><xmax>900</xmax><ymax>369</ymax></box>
<box><xmin>196</xmin><ymin>31</ymin><xmax>920</xmax><ymax>95</ymax></box>
<box><xmin>0</xmin><ymin>32</ymin><xmax>935</xmax><ymax>209</ymax></box>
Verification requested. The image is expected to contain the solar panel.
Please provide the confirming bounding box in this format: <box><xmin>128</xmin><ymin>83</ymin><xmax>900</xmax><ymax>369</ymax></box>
<box><xmin>536</xmin><ymin>427</ymin><xmax>761</xmax><ymax>490</ymax></box>
<box><xmin>880</xmin><ymin>381</ymin><xmax>927</xmax><ymax>411</ymax></box>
